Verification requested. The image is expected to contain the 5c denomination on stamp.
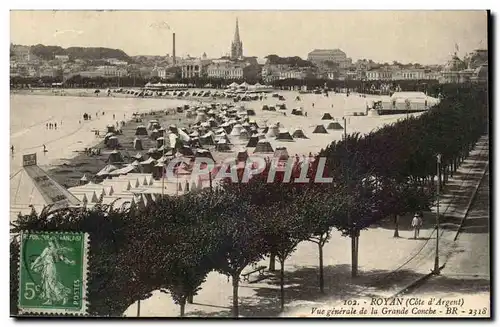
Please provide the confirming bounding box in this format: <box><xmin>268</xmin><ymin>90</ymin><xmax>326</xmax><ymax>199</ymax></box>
<box><xmin>18</xmin><ymin>232</ymin><xmax>89</xmax><ymax>316</ymax></box>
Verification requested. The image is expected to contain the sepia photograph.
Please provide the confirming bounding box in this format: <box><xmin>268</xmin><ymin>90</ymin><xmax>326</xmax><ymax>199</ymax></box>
<box><xmin>9</xmin><ymin>10</ymin><xmax>490</xmax><ymax>318</ymax></box>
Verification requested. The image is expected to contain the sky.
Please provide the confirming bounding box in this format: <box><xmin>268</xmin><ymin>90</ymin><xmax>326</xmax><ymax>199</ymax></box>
<box><xmin>10</xmin><ymin>10</ymin><xmax>488</xmax><ymax>65</ymax></box>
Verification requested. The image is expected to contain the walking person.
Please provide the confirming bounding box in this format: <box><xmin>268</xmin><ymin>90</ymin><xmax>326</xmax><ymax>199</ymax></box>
<box><xmin>43</xmin><ymin>144</ymin><xmax>47</xmax><ymax>153</ymax></box>
<box><xmin>411</xmin><ymin>213</ymin><xmax>423</xmax><ymax>239</ymax></box>
<box><xmin>11</xmin><ymin>145</ymin><xmax>14</xmax><ymax>155</ymax></box>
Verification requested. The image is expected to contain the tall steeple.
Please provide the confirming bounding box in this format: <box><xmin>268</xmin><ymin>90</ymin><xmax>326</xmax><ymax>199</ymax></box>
<box><xmin>230</xmin><ymin>18</ymin><xmax>243</xmax><ymax>60</ymax></box>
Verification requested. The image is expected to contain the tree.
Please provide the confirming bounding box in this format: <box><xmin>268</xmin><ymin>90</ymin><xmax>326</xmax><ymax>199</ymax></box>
<box><xmin>206</xmin><ymin>187</ymin><xmax>269</xmax><ymax>317</ymax></box>
<box><xmin>10</xmin><ymin>203</ymin><xmax>154</xmax><ymax>316</ymax></box>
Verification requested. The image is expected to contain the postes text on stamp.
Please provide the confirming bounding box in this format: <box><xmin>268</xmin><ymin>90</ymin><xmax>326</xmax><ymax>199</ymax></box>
<box><xmin>18</xmin><ymin>232</ymin><xmax>89</xmax><ymax>315</ymax></box>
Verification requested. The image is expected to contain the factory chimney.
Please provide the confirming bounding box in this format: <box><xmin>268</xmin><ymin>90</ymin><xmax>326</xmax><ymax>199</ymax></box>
<box><xmin>172</xmin><ymin>33</ymin><xmax>176</xmax><ymax>66</ymax></box>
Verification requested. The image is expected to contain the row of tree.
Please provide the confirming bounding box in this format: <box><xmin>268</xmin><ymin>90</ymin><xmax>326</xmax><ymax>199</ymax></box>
<box><xmin>10</xmin><ymin>83</ymin><xmax>488</xmax><ymax>317</ymax></box>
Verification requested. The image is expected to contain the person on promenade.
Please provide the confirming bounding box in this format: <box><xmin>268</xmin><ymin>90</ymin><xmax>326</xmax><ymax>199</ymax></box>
<box><xmin>43</xmin><ymin>144</ymin><xmax>47</xmax><ymax>153</ymax></box>
<box><xmin>46</xmin><ymin>123</ymin><xmax>48</xmax><ymax>129</ymax></box>
<box><xmin>54</xmin><ymin>123</ymin><xmax>57</xmax><ymax>130</ymax></box>
<box><xmin>411</xmin><ymin>213</ymin><xmax>423</xmax><ymax>239</ymax></box>
<box><xmin>11</xmin><ymin>145</ymin><xmax>14</xmax><ymax>155</ymax></box>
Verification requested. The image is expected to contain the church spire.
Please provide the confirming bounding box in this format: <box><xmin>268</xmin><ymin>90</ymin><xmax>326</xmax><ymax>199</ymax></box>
<box><xmin>230</xmin><ymin>18</ymin><xmax>243</xmax><ymax>60</ymax></box>
<box><xmin>234</xmin><ymin>18</ymin><xmax>241</xmax><ymax>44</ymax></box>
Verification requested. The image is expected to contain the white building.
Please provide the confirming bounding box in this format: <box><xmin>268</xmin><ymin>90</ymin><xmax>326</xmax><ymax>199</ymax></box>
<box><xmin>55</xmin><ymin>55</ymin><xmax>70</xmax><ymax>62</ymax></box>
<box><xmin>207</xmin><ymin>61</ymin><xmax>244</xmax><ymax>79</ymax></box>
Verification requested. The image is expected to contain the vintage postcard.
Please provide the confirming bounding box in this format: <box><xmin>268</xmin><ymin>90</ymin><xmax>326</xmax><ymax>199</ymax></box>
<box><xmin>10</xmin><ymin>10</ymin><xmax>490</xmax><ymax>318</ymax></box>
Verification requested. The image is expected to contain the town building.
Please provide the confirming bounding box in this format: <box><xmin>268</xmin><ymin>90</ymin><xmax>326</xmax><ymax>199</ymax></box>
<box><xmin>207</xmin><ymin>59</ymin><xmax>261</xmax><ymax>81</ymax></box>
<box><xmin>55</xmin><ymin>55</ymin><xmax>70</xmax><ymax>62</ymax></box>
<box><xmin>106</xmin><ymin>58</ymin><xmax>129</xmax><ymax>66</ymax></box>
<box><xmin>307</xmin><ymin>49</ymin><xmax>352</xmax><ymax>69</ymax></box>
<box><xmin>230</xmin><ymin>19</ymin><xmax>244</xmax><ymax>60</ymax></box>
<box><xmin>180</xmin><ymin>58</ymin><xmax>211</xmax><ymax>79</ymax></box>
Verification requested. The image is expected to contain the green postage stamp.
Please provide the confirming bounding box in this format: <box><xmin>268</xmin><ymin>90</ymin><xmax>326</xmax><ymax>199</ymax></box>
<box><xmin>18</xmin><ymin>232</ymin><xmax>89</xmax><ymax>315</ymax></box>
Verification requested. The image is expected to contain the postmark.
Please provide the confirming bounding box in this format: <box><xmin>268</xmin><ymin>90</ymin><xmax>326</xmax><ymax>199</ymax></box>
<box><xmin>18</xmin><ymin>232</ymin><xmax>89</xmax><ymax>316</ymax></box>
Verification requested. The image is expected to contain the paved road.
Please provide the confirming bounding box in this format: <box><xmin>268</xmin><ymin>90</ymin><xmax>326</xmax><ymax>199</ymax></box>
<box><xmin>407</xmin><ymin>170</ymin><xmax>490</xmax><ymax>310</ymax></box>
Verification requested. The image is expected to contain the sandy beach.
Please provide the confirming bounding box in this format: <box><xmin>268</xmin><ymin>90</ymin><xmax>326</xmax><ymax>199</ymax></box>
<box><xmin>10</xmin><ymin>89</ymin><xmax>419</xmax><ymax>188</ymax></box>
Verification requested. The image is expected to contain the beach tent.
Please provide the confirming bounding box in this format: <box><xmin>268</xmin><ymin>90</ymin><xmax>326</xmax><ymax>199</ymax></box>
<box><xmin>107</xmin><ymin>136</ymin><xmax>119</xmax><ymax>149</ymax></box>
<box><xmin>253</xmin><ymin>139</ymin><xmax>274</xmax><ymax>154</ymax></box>
<box><xmin>230</xmin><ymin>124</ymin><xmax>243</xmax><ymax>136</ymax></box>
<box><xmin>150</xmin><ymin>129</ymin><xmax>160</xmax><ymax>140</ymax></box>
<box><xmin>278</xmin><ymin>104</ymin><xmax>287</xmax><ymax>110</ymax></box>
<box><xmin>228</xmin><ymin>82</ymin><xmax>239</xmax><ymax>89</ymax></box>
<box><xmin>106</xmin><ymin>124</ymin><xmax>116</xmax><ymax>133</ymax></box>
<box><xmin>262</xmin><ymin>105</ymin><xmax>269</xmax><ymax>111</ymax></box>
<box><xmin>275</xmin><ymin>129</ymin><xmax>295</xmax><ymax>142</ymax></box>
<box><xmin>246</xmin><ymin>109</ymin><xmax>256</xmax><ymax>116</ymax></box>
<box><xmin>79</xmin><ymin>174</ymin><xmax>89</xmax><ymax>185</ymax></box>
<box><xmin>215</xmin><ymin>139</ymin><xmax>231</xmax><ymax>152</ymax></box>
<box><xmin>133</xmin><ymin>153</ymin><xmax>144</xmax><ymax>161</ymax></box>
<box><xmin>321</xmin><ymin>113</ymin><xmax>334</xmax><ymax>120</ymax></box>
<box><xmin>208</xmin><ymin>118</ymin><xmax>218</xmax><ymax>128</ymax></box>
<box><xmin>326</xmin><ymin>122</ymin><xmax>344</xmax><ymax>130</ymax></box>
<box><xmin>246</xmin><ymin>135</ymin><xmax>260</xmax><ymax>147</ymax></box>
<box><xmin>268</xmin><ymin>106</ymin><xmax>277</xmax><ymax>111</ymax></box>
<box><xmin>185</xmin><ymin>110</ymin><xmax>195</xmax><ymax>119</ymax></box>
<box><xmin>156</xmin><ymin>137</ymin><xmax>165</xmax><ymax>148</ymax></box>
<box><xmin>178</xmin><ymin>145</ymin><xmax>195</xmax><ymax>157</ymax></box>
<box><xmin>140</xmin><ymin>157</ymin><xmax>157</xmax><ymax>174</ymax></box>
<box><xmin>239</xmin><ymin>129</ymin><xmax>250</xmax><ymax>141</ymax></box>
<box><xmin>239</xmin><ymin>82</ymin><xmax>250</xmax><ymax>89</ymax></box>
<box><xmin>291</xmin><ymin>108</ymin><xmax>304</xmax><ymax>116</ymax></box>
<box><xmin>133</xmin><ymin>138</ymin><xmax>143</xmax><ymax>150</ymax></box>
<box><xmin>96</xmin><ymin>164</ymin><xmax>118</xmax><ymax>178</ymax></box>
<box><xmin>147</xmin><ymin>119</ymin><xmax>160</xmax><ymax>130</ymax></box>
<box><xmin>195</xmin><ymin>148</ymin><xmax>215</xmax><ymax>161</ymax></box>
<box><xmin>313</xmin><ymin>125</ymin><xmax>328</xmax><ymax>134</ymax></box>
<box><xmin>195</xmin><ymin>112</ymin><xmax>208</xmax><ymax>123</ymax></box>
<box><xmin>107</xmin><ymin>150</ymin><xmax>124</xmax><ymax>164</ymax></box>
<box><xmin>266</xmin><ymin>125</ymin><xmax>280</xmax><ymax>138</ymax></box>
<box><xmin>274</xmin><ymin>147</ymin><xmax>290</xmax><ymax>160</ymax></box>
<box><xmin>236</xmin><ymin>149</ymin><xmax>249</xmax><ymax>162</ymax></box>
<box><xmin>292</xmin><ymin>128</ymin><xmax>308</xmax><ymax>139</ymax></box>
<box><xmin>147</xmin><ymin>148</ymin><xmax>162</xmax><ymax>160</ymax></box>
<box><xmin>135</xmin><ymin>125</ymin><xmax>148</xmax><ymax>136</ymax></box>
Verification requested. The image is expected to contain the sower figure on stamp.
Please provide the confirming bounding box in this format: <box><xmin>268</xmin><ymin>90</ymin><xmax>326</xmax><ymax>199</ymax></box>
<box><xmin>30</xmin><ymin>239</ymin><xmax>76</xmax><ymax>306</ymax></box>
<box><xmin>411</xmin><ymin>212</ymin><xmax>423</xmax><ymax>239</ymax></box>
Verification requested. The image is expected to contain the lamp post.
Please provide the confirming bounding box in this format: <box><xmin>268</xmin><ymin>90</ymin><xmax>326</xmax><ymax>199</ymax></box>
<box><xmin>434</xmin><ymin>153</ymin><xmax>442</xmax><ymax>275</ymax></box>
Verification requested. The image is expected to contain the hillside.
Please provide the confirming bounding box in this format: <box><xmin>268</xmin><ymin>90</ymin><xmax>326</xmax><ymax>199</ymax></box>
<box><xmin>12</xmin><ymin>44</ymin><xmax>131</xmax><ymax>62</ymax></box>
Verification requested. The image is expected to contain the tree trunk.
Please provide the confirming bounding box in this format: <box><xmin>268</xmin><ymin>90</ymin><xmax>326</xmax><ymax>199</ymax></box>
<box><xmin>137</xmin><ymin>299</ymin><xmax>141</xmax><ymax>317</ymax></box>
<box><xmin>280</xmin><ymin>259</ymin><xmax>285</xmax><ymax>312</ymax></box>
<box><xmin>351</xmin><ymin>232</ymin><xmax>358</xmax><ymax>278</ymax></box>
<box><xmin>393</xmin><ymin>214</ymin><xmax>400</xmax><ymax>238</ymax></box>
<box><xmin>232</xmin><ymin>274</ymin><xmax>240</xmax><ymax>317</ymax></box>
<box><xmin>318</xmin><ymin>242</ymin><xmax>324</xmax><ymax>294</ymax></box>
<box><xmin>269</xmin><ymin>252</ymin><xmax>276</xmax><ymax>271</ymax></box>
<box><xmin>179</xmin><ymin>298</ymin><xmax>186</xmax><ymax>317</ymax></box>
<box><xmin>187</xmin><ymin>295</ymin><xmax>193</xmax><ymax>304</ymax></box>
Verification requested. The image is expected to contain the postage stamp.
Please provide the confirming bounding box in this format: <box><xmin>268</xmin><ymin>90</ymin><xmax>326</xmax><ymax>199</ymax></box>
<box><xmin>18</xmin><ymin>232</ymin><xmax>89</xmax><ymax>315</ymax></box>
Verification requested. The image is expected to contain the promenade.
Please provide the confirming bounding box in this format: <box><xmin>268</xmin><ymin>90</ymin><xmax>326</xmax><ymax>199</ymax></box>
<box><xmin>123</xmin><ymin>135</ymin><xmax>489</xmax><ymax>317</ymax></box>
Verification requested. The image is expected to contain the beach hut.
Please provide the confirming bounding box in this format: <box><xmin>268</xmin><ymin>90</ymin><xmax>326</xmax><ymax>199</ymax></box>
<box><xmin>268</xmin><ymin>106</ymin><xmax>277</xmax><ymax>111</ymax></box>
<box><xmin>133</xmin><ymin>153</ymin><xmax>144</xmax><ymax>161</ymax></box>
<box><xmin>215</xmin><ymin>139</ymin><xmax>231</xmax><ymax>152</ymax></box>
<box><xmin>147</xmin><ymin>120</ymin><xmax>160</xmax><ymax>130</ymax></box>
<box><xmin>239</xmin><ymin>129</ymin><xmax>250</xmax><ymax>141</ymax></box>
<box><xmin>246</xmin><ymin>109</ymin><xmax>256</xmax><ymax>116</ymax></box>
<box><xmin>152</xmin><ymin>162</ymin><xmax>165</xmax><ymax>180</ymax></box>
<box><xmin>313</xmin><ymin>124</ymin><xmax>328</xmax><ymax>134</ymax></box>
<box><xmin>278</xmin><ymin>103</ymin><xmax>287</xmax><ymax>110</ymax></box>
<box><xmin>107</xmin><ymin>150</ymin><xmax>124</xmax><ymax>164</ymax></box>
<box><xmin>236</xmin><ymin>149</ymin><xmax>249</xmax><ymax>162</ymax></box>
<box><xmin>326</xmin><ymin>122</ymin><xmax>344</xmax><ymax>130</ymax></box>
<box><xmin>262</xmin><ymin>105</ymin><xmax>269</xmax><ymax>111</ymax></box>
<box><xmin>106</xmin><ymin>124</ymin><xmax>116</xmax><ymax>133</ymax></box>
<box><xmin>275</xmin><ymin>129</ymin><xmax>295</xmax><ymax>142</ymax></box>
<box><xmin>291</xmin><ymin>108</ymin><xmax>304</xmax><ymax>116</ymax></box>
<box><xmin>151</xmin><ymin>129</ymin><xmax>160</xmax><ymax>141</ymax></box>
<box><xmin>135</xmin><ymin>125</ymin><xmax>148</xmax><ymax>136</ymax></box>
<box><xmin>107</xmin><ymin>136</ymin><xmax>119</xmax><ymax>149</ymax></box>
<box><xmin>253</xmin><ymin>139</ymin><xmax>274</xmax><ymax>154</ymax></box>
<box><xmin>178</xmin><ymin>145</ymin><xmax>195</xmax><ymax>157</ymax></box>
<box><xmin>321</xmin><ymin>113</ymin><xmax>334</xmax><ymax>120</ymax></box>
<box><xmin>274</xmin><ymin>147</ymin><xmax>289</xmax><ymax>161</ymax></box>
<box><xmin>246</xmin><ymin>135</ymin><xmax>260</xmax><ymax>147</ymax></box>
<box><xmin>133</xmin><ymin>138</ymin><xmax>143</xmax><ymax>150</ymax></box>
<box><xmin>208</xmin><ymin>118</ymin><xmax>218</xmax><ymax>128</ymax></box>
<box><xmin>266</xmin><ymin>125</ymin><xmax>280</xmax><ymax>138</ymax></box>
<box><xmin>292</xmin><ymin>128</ymin><xmax>308</xmax><ymax>139</ymax></box>
<box><xmin>221</xmin><ymin>122</ymin><xmax>233</xmax><ymax>134</ymax></box>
